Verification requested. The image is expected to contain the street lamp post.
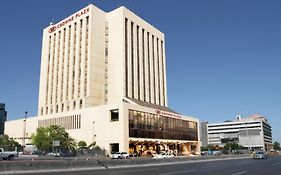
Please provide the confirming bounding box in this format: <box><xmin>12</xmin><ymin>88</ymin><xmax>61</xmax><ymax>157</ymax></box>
<box><xmin>23</xmin><ymin>111</ymin><xmax>28</xmax><ymax>148</ymax></box>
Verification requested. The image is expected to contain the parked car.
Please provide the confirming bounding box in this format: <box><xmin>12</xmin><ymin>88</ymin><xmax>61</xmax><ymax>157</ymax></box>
<box><xmin>0</xmin><ymin>148</ymin><xmax>18</xmax><ymax>160</ymax></box>
<box><xmin>253</xmin><ymin>151</ymin><xmax>268</xmax><ymax>159</ymax></box>
<box><xmin>129</xmin><ymin>152</ymin><xmax>138</xmax><ymax>158</ymax></box>
<box><xmin>48</xmin><ymin>152</ymin><xmax>61</xmax><ymax>157</ymax></box>
<box><xmin>213</xmin><ymin>151</ymin><xmax>222</xmax><ymax>156</ymax></box>
<box><xmin>111</xmin><ymin>152</ymin><xmax>129</xmax><ymax>159</ymax></box>
<box><xmin>153</xmin><ymin>152</ymin><xmax>174</xmax><ymax>159</ymax></box>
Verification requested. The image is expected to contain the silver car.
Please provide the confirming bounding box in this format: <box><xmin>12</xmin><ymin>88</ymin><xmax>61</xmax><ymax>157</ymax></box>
<box><xmin>253</xmin><ymin>151</ymin><xmax>268</xmax><ymax>159</ymax></box>
<box><xmin>111</xmin><ymin>152</ymin><xmax>129</xmax><ymax>159</ymax></box>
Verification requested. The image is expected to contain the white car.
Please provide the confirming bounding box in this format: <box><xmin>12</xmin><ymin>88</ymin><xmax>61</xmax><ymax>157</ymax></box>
<box><xmin>0</xmin><ymin>148</ymin><xmax>18</xmax><ymax>160</ymax></box>
<box><xmin>111</xmin><ymin>152</ymin><xmax>129</xmax><ymax>159</ymax></box>
<box><xmin>48</xmin><ymin>152</ymin><xmax>61</xmax><ymax>157</ymax></box>
<box><xmin>153</xmin><ymin>152</ymin><xmax>174</xmax><ymax>159</ymax></box>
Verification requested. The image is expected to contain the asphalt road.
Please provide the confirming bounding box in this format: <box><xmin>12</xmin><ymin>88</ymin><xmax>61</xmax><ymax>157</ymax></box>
<box><xmin>8</xmin><ymin>156</ymin><xmax>281</xmax><ymax>175</ymax></box>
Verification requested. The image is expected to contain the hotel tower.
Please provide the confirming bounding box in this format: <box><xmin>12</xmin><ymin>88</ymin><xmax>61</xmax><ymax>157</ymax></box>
<box><xmin>5</xmin><ymin>4</ymin><xmax>200</xmax><ymax>155</ymax></box>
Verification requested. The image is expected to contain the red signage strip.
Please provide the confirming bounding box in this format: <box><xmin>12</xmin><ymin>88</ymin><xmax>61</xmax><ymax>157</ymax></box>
<box><xmin>48</xmin><ymin>6</ymin><xmax>90</xmax><ymax>33</ymax></box>
<box><xmin>155</xmin><ymin>110</ymin><xmax>182</xmax><ymax>119</ymax></box>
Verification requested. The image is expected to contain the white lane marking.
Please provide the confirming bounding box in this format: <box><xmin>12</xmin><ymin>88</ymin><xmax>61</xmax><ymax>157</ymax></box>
<box><xmin>158</xmin><ymin>170</ymin><xmax>196</xmax><ymax>175</ymax></box>
<box><xmin>231</xmin><ymin>171</ymin><xmax>247</xmax><ymax>175</ymax></box>
<box><xmin>272</xmin><ymin>162</ymin><xmax>281</xmax><ymax>166</ymax></box>
<box><xmin>116</xmin><ymin>168</ymin><xmax>158</xmax><ymax>173</ymax></box>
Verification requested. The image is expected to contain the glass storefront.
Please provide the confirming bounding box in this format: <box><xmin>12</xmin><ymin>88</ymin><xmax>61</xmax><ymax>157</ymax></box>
<box><xmin>129</xmin><ymin>109</ymin><xmax>198</xmax><ymax>141</ymax></box>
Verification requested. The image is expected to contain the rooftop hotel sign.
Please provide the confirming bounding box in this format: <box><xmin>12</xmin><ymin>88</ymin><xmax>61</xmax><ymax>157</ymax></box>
<box><xmin>155</xmin><ymin>109</ymin><xmax>182</xmax><ymax>119</ymax></box>
<box><xmin>48</xmin><ymin>6</ymin><xmax>90</xmax><ymax>33</ymax></box>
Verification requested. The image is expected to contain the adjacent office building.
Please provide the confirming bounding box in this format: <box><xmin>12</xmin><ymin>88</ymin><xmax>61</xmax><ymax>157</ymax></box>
<box><xmin>207</xmin><ymin>114</ymin><xmax>272</xmax><ymax>151</ymax></box>
<box><xmin>0</xmin><ymin>103</ymin><xmax>7</xmax><ymax>135</ymax></box>
<box><xmin>5</xmin><ymin>4</ymin><xmax>200</xmax><ymax>155</ymax></box>
<box><xmin>200</xmin><ymin>122</ymin><xmax>208</xmax><ymax>147</ymax></box>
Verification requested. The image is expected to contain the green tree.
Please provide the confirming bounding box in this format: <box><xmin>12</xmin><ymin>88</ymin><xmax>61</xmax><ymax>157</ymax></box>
<box><xmin>201</xmin><ymin>146</ymin><xmax>208</xmax><ymax>151</ymax></box>
<box><xmin>273</xmin><ymin>141</ymin><xmax>281</xmax><ymax>150</ymax></box>
<box><xmin>207</xmin><ymin>144</ymin><xmax>222</xmax><ymax>151</ymax></box>
<box><xmin>0</xmin><ymin>135</ymin><xmax>22</xmax><ymax>151</ymax></box>
<box><xmin>224</xmin><ymin>142</ymin><xmax>239</xmax><ymax>150</ymax></box>
<box><xmin>31</xmin><ymin>127</ymin><xmax>51</xmax><ymax>152</ymax></box>
<box><xmin>32</xmin><ymin>125</ymin><xmax>77</xmax><ymax>152</ymax></box>
<box><xmin>78</xmin><ymin>141</ymin><xmax>87</xmax><ymax>149</ymax></box>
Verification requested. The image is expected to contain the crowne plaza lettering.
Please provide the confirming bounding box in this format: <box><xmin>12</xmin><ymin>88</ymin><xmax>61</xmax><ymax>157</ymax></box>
<box><xmin>48</xmin><ymin>7</ymin><xmax>90</xmax><ymax>33</ymax></box>
<box><xmin>155</xmin><ymin>109</ymin><xmax>182</xmax><ymax>119</ymax></box>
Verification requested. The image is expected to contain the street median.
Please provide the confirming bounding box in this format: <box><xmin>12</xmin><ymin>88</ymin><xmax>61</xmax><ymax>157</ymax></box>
<box><xmin>0</xmin><ymin>154</ymin><xmax>252</xmax><ymax>173</ymax></box>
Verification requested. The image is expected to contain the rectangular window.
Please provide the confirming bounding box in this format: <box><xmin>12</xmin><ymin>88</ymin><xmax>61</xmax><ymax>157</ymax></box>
<box><xmin>110</xmin><ymin>143</ymin><xmax>119</xmax><ymax>154</ymax></box>
<box><xmin>110</xmin><ymin>109</ymin><xmax>119</xmax><ymax>122</ymax></box>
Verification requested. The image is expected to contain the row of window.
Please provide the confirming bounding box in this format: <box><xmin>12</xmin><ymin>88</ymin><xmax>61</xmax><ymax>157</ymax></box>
<box><xmin>208</xmin><ymin>122</ymin><xmax>261</xmax><ymax>128</ymax></box>
<box><xmin>44</xmin><ymin>16</ymin><xmax>89</xmax><ymax>115</ymax></box>
<box><xmin>38</xmin><ymin>114</ymin><xmax>81</xmax><ymax>130</ymax></box>
<box><xmin>125</xmin><ymin>18</ymin><xmax>166</xmax><ymax>106</ymax></box>
<box><xmin>41</xmin><ymin>99</ymin><xmax>83</xmax><ymax>115</ymax></box>
<box><xmin>208</xmin><ymin>125</ymin><xmax>261</xmax><ymax>132</ymax></box>
<box><xmin>128</xmin><ymin>109</ymin><xmax>198</xmax><ymax>141</ymax></box>
<box><xmin>104</xmin><ymin>22</ymin><xmax>109</xmax><ymax>103</ymax></box>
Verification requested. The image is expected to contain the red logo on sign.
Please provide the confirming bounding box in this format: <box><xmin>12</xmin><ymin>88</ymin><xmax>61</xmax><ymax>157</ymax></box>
<box><xmin>156</xmin><ymin>110</ymin><xmax>161</xmax><ymax>115</ymax></box>
<box><xmin>48</xmin><ymin>6</ymin><xmax>90</xmax><ymax>33</ymax></box>
<box><xmin>48</xmin><ymin>26</ymin><xmax>57</xmax><ymax>33</ymax></box>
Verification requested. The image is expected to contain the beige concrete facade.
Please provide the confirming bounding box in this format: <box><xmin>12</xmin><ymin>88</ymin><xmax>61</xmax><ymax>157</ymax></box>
<box><xmin>5</xmin><ymin>4</ymin><xmax>200</xmax><ymax>155</ymax></box>
<box><xmin>5</xmin><ymin>102</ymin><xmax>200</xmax><ymax>155</ymax></box>
<box><xmin>38</xmin><ymin>5</ymin><xmax>107</xmax><ymax>116</ymax></box>
<box><xmin>38</xmin><ymin>5</ymin><xmax>168</xmax><ymax>116</ymax></box>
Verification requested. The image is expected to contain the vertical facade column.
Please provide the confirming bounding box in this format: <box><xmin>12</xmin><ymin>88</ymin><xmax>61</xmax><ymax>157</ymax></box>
<box><xmin>52</xmin><ymin>33</ymin><xmax>59</xmax><ymax>112</ymax></box>
<box><xmin>154</xmin><ymin>36</ymin><xmax>159</xmax><ymax>105</ymax></box>
<box><xmin>68</xmin><ymin>24</ymin><xmax>75</xmax><ymax>107</ymax></box>
<box><xmin>127</xmin><ymin>20</ymin><xmax>132</xmax><ymax>98</ymax></box>
<box><xmin>74</xmin><ymin>22</ymin><xmax>80</xmax><ymax>101</ymax></box>
<box><xmin>80</xmin><ymin>18</ymin><xmax>86</xmax><ymax>101</ymax></box>
<box><xmin>62</xmin><ymin>28</ymin><xmax>69</xmax><ymax>107</ymax></box>
<box><xmin>156</xmin><ymin>38</ymin><xmax>161</xmax><ymax>106</ymax></box>
<box><xmin>124</xmin><ymin>18</ymin><xmax>128</xmax><ymax>97</ymax></box>
<box><xmin>139</xmin><ymin>27</ymin><xmax>144</xmax><ymax>101</ymax></box>
<box><xmin>158</xmin><ymin>39</ymin><xmax>164</xmax><ymax>106</ymax></box>
<box><xmin>149</xmin><ymin>34</ymin><xmax>154</xmax><ymax>104</ymax></box>
<box><xmin>42</xmin><ymin>36</ymin><xmax>51</xmax><ymax>114</ymax></box>
<box><xmin>47</xmin><ymin>35</ymin><xmax>55</xmax><ymax>114</ymax></box>
<box><xmin>162</xmin><ymin>41</ymin><xmax>168</xmax><ymax>106</ymax></box>
<box><xmin>57</xmin><ymin>30</ymin><xmax>64</xmax><ymax>111</ymax></box>
<box><xmin>133</xmin><ymin>24</ymin><xmax>138</xmax><ymax>99</ymax></box>
<box><xmin>144</xmin><ymin>31</ymin><xmax>149</xmax><ymax>103</ymax></box>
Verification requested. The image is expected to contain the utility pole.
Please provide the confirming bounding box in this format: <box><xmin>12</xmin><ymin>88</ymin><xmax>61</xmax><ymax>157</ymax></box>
<box><xmin>23</xmin><ymin>111</ymin><xmax>28</xmax><ymax>148</ymax></box>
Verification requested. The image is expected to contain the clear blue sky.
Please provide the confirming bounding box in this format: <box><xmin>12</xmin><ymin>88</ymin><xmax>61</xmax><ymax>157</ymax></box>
<box><xmin>0</xmin><ymin>0</ymin><xmax>280</xmax><ymax>142</ymax></box>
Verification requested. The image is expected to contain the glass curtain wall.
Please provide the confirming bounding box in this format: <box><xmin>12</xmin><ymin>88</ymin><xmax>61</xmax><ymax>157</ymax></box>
<box><xmin>129</xmin><ymin>109</ymin><xmax>198</xmax><ymax>141</ymax></box>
